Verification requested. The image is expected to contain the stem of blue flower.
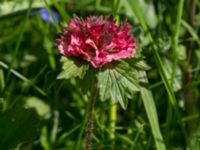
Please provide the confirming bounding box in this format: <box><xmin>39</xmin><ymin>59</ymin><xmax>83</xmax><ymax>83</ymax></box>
<box><xmin>109</xmin><ymin>102</ymin><xmax>117</xmax><ymax>148</ymax></box>
<box><xmin>85</xmin><ymin>82</ymin><xmax>97</xmax><ymax>150</ymax></box>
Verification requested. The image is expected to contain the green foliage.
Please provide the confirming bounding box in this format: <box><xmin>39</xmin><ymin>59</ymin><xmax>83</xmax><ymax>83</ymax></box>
<box><xmin>139</xmin><ymin>71</ymin><xmax>166</xmax><ymax>150</ymax></box>
<box><xmin>57</xmin><ymin>57</ymin><xmax>89</xmax><ymax>80</ymax></box>
<box><xmin>0</xmin><ymin>0</ymin><xmax>200</xmax><ymax>149</ymax></box>
<box><xmin>58</xmin><ymin>57</ymin><xmax>148</xmax><ymax>110</ymax></box>
<box><xmin>97</xmin><ymin>60</ymin><xmax>140</xmax><ymax>109</ymax></box>
<box><xmin>0</xmin><ymin>107</ymin><xmax>40</xmax><ymax>149</ymax></box>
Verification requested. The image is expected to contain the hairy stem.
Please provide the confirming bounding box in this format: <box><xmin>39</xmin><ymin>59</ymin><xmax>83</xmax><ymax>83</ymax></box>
<box><xmin>184</xmin><ymin>0</ymin><xmax>197</xmax><ymax>136</ymax></box>
<box><xmin>85</xmin><ymin>82</ymin><xmax>97</xmax><ymax>150</ymax></box>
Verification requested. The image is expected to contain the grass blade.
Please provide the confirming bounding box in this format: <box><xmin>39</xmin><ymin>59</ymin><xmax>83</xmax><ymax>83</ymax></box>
<box><xmin>181</xmin><ymin>19</ymin><xmax>200</xmax><ymax>45</ymax></box>
<box><xmin>127</xmin><ymin>0</ymin><xmax>177</xmax><ymax>107</ymax></box>
<box><xmin>172</xmin><ymin>0</ymin><xmax>184</xmax><ymax>88</ymax></box>
<box><xmin>127</xmin><ymin>0</ymin><xmax>187</xmax><ymax>147</ymax></box>
<box><xmin>0</xmin><ymin>61</ymin><xmax>47</xmax><ymax>97</ymax></box>
<box><xmin>139</xmin><ymin>71</ymin><xmax>166</xmax><ymax>150</ymax></box>
<box><xmin>44</xmin><ymin>0</ymin><xmax>61</xmax><ymax>32</ymax></box>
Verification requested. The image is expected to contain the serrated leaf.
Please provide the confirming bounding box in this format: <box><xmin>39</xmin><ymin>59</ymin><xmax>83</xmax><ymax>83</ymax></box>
<box><xmin>133</xmin><ymin>59</ymin><xmax>151</xmax><ymax>70</ymax></box>
<box><xmin>125</xmin><ymin>58</ymin><xmax>151</xmax><ymax>71</ymax></box>
<box><xmin>97</xmin><ymin>61</ymin><xmax>140</xmax><ymax>109</ymax></box>
<box><xmin>57</xmin><ymin>57</ymin><xmax>89</xmax><ymax>80</ymax></box>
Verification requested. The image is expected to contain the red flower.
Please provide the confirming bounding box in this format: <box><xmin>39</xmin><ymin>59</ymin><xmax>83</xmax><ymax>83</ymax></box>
<box><xmin>57</xmin><ymin>16</ymin><xmax>137</xmax><ymax>68</ymax></box>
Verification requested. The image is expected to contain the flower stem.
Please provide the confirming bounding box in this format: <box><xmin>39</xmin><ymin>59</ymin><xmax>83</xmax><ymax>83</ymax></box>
<box><xmin>184</xmin><ymin>0</ymin><xmax>197</xmax><ymax>136</ymax></box>
<box><xmin>85</xmin><ymin>82</ymin><xmax>97</xmax><ymax>150</ymax></box>
<box><xmin>109</xmin><ymin>103</ymin><xmax>117</xmax><ymax>148</ymax></box>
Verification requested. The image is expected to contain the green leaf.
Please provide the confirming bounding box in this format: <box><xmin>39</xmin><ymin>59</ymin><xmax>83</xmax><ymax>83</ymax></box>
<box><xmin>57</xmin><ymin>57</ymin><xmax>89</xmax><ymax>80</ymax></box>
<box><xmin>125</xmin><ymin>57</ymin><xmax>151</xmax><ymax>71</ymax></box>
<box><xmin>0</xmin><ymin>68</ymin><xmax>5</xmax><ymax>92</ymax></box>
<box><xmin>128</xmin><ymin>0</ymin><xmax>177</xmax><ymax>107</ymax></box>
<box><xmin>97</xmin><ymin>61</ymin><xmax>140</xmax><ymax>109</ymax></box>
<box><xmin>163</xmin><ymin>58</ymin><xmax>182</xmax><ymax>91</ymax></box>
<box><xmin>25</xmin><ymin>97</ymin><xmax>50</xmax><ymax>119</ymax></box>
<box><xmin>139</xmin><ymin>71</ymin><xmax>166</xmax><ymax>150</ymax></box>
<box><xmin>0</xmin><ymin>107</ymin><xmax>40</xmax><ymax>149</ymax></box>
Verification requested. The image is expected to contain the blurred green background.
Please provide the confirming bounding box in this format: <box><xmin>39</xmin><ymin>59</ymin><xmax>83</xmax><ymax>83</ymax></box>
<box><xmin>0</xmin><ymin>0</ymin><xmax>200</xmax><ymax>149</ymax></box>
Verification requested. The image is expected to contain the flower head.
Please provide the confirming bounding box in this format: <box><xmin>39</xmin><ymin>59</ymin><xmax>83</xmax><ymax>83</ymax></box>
<box><xmin>57</xmin><ymin>16</ymin><xmax>137</xmax><ymax>68</ymax></box>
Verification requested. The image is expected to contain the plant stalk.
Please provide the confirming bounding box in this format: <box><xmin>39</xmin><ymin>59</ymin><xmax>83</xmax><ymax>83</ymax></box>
<box><xmin>85</xmin><ymin>82</ymin><xmax>97</xmax><ymax>150</ymax></box>
<box><xmin>184</xmin><ymin>0</ymin><xmax>197</xmax><ymax>136</ymax></box>
<box><xmin>109</xmin><ymin>103</ymin><xmax>117</xmax><ymax>146</ymax></box>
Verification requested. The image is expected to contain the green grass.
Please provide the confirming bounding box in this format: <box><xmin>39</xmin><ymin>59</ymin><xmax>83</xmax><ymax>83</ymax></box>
<box><xmin>0</xmin><ymin>0</ymin><xmax>200</xmax><ymax>149</ymax></box>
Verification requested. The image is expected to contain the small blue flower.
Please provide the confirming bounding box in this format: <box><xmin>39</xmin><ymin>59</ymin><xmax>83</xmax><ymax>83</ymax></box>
<box><xmin>36</xmin><ymin>8</ymin><xmax>60</xmax><ymax>24</ymax></box>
